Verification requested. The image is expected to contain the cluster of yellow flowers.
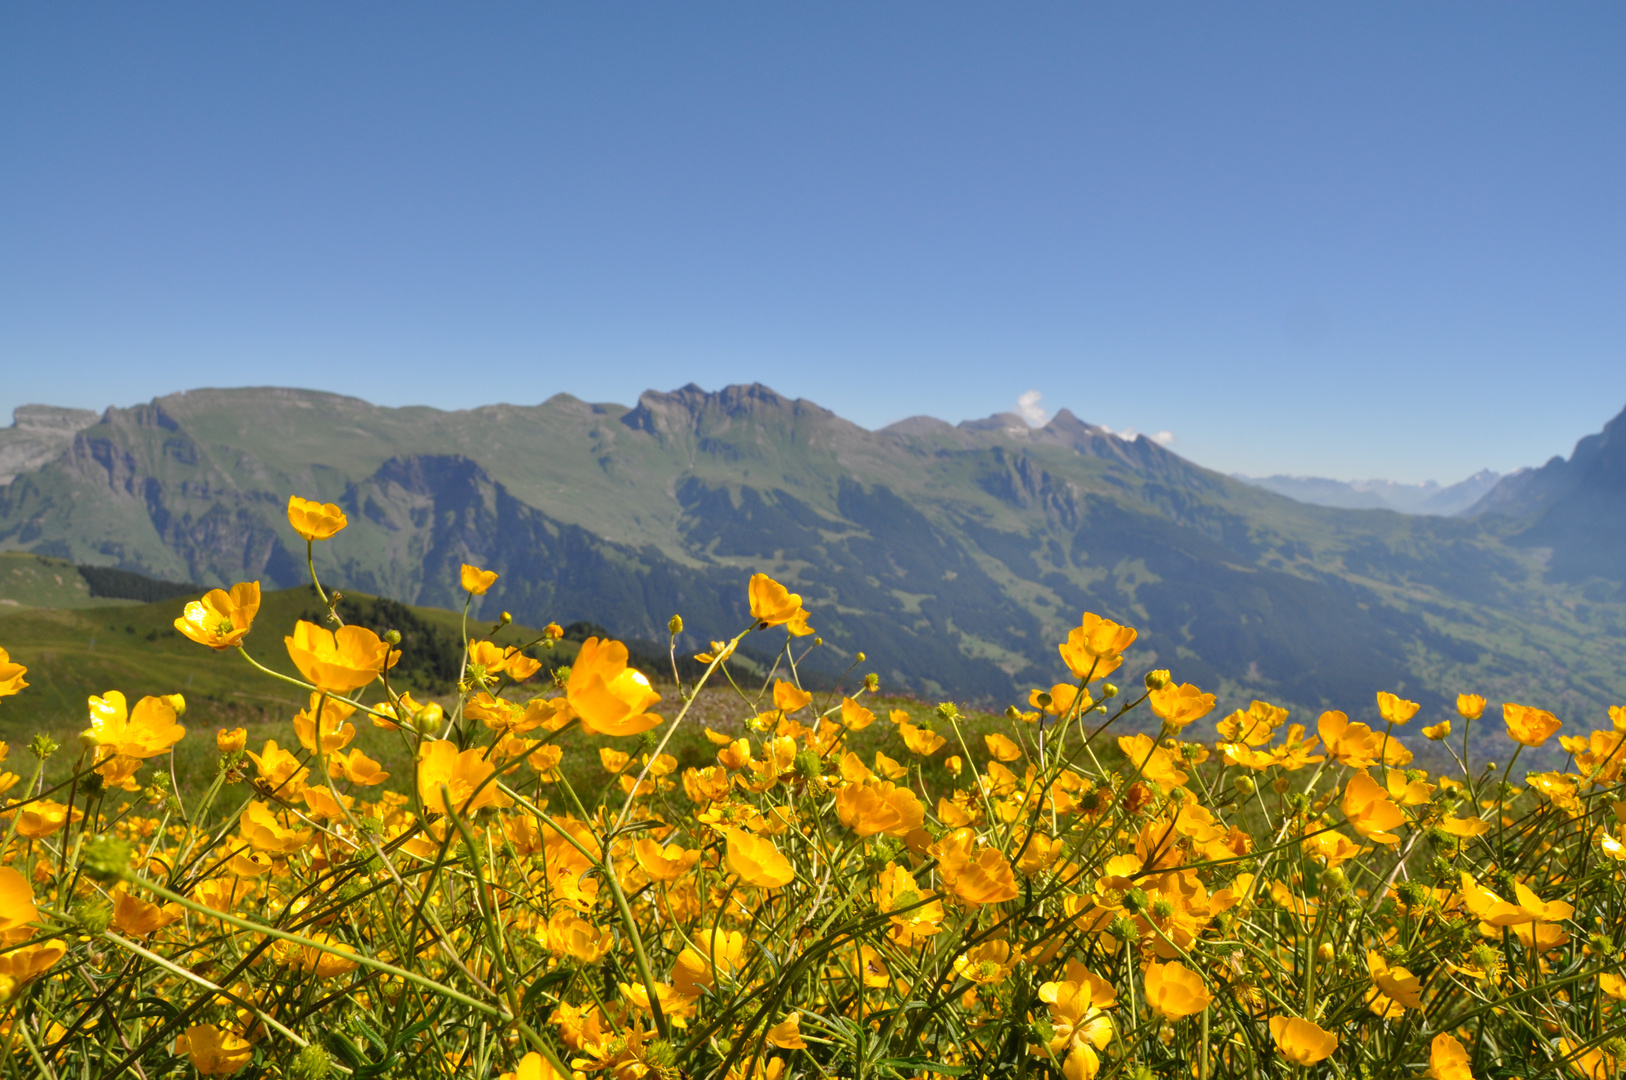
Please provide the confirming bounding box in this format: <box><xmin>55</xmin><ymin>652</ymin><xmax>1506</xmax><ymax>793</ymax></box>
<box><xmin>0</xmin><ymin>493</ymin><xmax>1621</xmax><ymax>1079</ymax></box>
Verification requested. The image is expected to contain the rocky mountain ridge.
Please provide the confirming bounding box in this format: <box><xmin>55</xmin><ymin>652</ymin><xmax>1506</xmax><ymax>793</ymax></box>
<box><xmin>0</xmin><ymin>385</ymin><xmax>1622</xmax><ymax>730</ymax></box>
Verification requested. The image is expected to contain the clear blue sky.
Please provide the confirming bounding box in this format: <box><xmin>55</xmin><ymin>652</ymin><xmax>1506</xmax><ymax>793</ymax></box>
<box><xmin>3</xmin><ymin>4</ymin><xmax>1623</xmax><ymax>483</ymax></box>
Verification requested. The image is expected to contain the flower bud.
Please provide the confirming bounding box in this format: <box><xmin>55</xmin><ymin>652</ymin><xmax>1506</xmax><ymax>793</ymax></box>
<box><xmin>1005</xmin><ymin>705</ymin><xmax>1022</xmax><ymax>721</ymax></box>
<box><xmin>165</xmin><ymin>693</ymin><xmax>186</xmax><ymax>716</ymax></box>
<box><xmin>543</xmin><ymin>622</ymin><xmax>564</xmax><ymax>640</ymax></box>
<box><xmin>1316</xmin><ymin>942</ymin><xmax>1335</xmax><ymax>963</ymax></box>
<box><xmin>1144</xmin><ymin>669</ymin><xmax>1172</xmax><ymax>691</ymax></box>
<box><xmin>383</xmin><ymin>629</ymin><xmax>402</xmax><ymax>646</ymax></box>
<box><xmin>668</xmin><ymin>614</ymin><xmax>683</xmax><ymax>635</ymax></box>
<box><xmin>1233</xmin><ymin>776</ymin><xmax>1256</xmax><ymax>797</ymax></box>
<box><xmin>1323</xmin><ymin>866</ymin><xmax>1347</xmax><ymax>890</ymax></box>
<box><xmin>1101</xmin><ymin>683</ymin><xmax>1119</xmax><ymax>699</ymax></box>
<box><xmin>290</xmin><ymin>1045</ymin><xmax>332</xmax><ymax>1080</ymax></box>
<box><xmin>77</xmin><ymin>727</ymin><xmax>101</xmax><ymax>752</ymax></box>
<box><xmin>72</xmin><ymin>898</ymin><xmax>113</xmax><ymax>935</ymax></box>
<box><xmin>80</xmin><ymin>835</ymin><xmax>135</xmax><ymax>883</ymax></box>
<box><xmin>499</xmin><ymin>611</ymin><xmax>513</xmax><ymax>626</ymax></box>
<box><xmin>855</xmin><ymin>652</ymin><xmax>866</xmax><ymax>663</ymax></box>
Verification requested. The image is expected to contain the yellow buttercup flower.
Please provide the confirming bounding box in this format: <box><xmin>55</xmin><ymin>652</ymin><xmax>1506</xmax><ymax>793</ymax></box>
<box><xmin>773</xmin><ymin>679</ymin><xmax>812</xmax><ymax>713</ymax></box>
<box><xmin>632</xmin><ymin>838</ymin><xmax>699</xmax><ymax>882</ymax></box>
<box><xmin>1143</xmin><ymin>959</ymin><xmax>1212</xmax><ymax>1020</ymax></box>
<box><xmin>239</xmin><ymin>800</ymin><xmax>312</xmax><ymax>854</ymax></box>
<box><xmin>284</xmin><ymin>621</ymin><xmax>399</xmax><ymax>694</ymax></box>
<box><xmin>175</xmin><ymin>1024</ymin><xmax>253</xmax><ymax>1076</ymax></box>
<box><xmin>0</xmin><ymin>647</ymin><xmax>29</xmax><ymax>700</ymax></box>
<box><xmin>246</xmin><ymin>739</ymin><xmax>309</xmax><ymax>796</ymax></box>
<box><xmin>0</xmin><ymin>867</ymin><xmax>38</xmax><ymax>934</ymax></box>
<box><xmin>1428</xmin><ymin>1033</ymin><xmax>1472</xmax><ymax>1080</ymax></box>
<box><xmin>984</xmin><ymin>733</ymin><xmax>1022</xmax><ymax>762</ymax></box>
<box><xmin>291</xmin><ymin>692</ymin><xmax>357</xmax><ymax>754</ymax></box>
<box><xmin>899</xmin><ymin>720</ymin><xmax>946</xmax><ymax>756</ymax></box>
<box><xmin>286</xmin><ymin>496</ymin><xmax>347</xmax><ymax>541</ymax></box>
<box><xmin>12</xmin><ymin>799</ymin><xmax>78</xmax><ymax>839</ymax></box>
<box><xmin>544</xmin><ymin>910</ymin><xmax>613</xmax><ymax>963</ymax></box>
<box><xmin>1456</xmin><ymin>693</ymin><xmax>1487</xmax><ymax>720</ymax></box>
<box><xmin>1375</xmin><ymin>691</ymin><xmax>1420</xmax><ymax>725</ymax></box>
<box><xmin>173</xmin><ymin>582</ymin><xmax>260</xmax><ymax>650</ymax></box>
<box><xmin>499</xmin><ymin>1052</ymin><xmax>570</xmax><ymax>1080</ymax></box>
<box><xmin>766</xmin><ymin>1013</ymin><xmax>807</xmax><ymax>1049</ymax></box>
<box><xmin>836</xmin><ymin>781</ymin><xmax>925</xmax><ymax>839</ymax></box>
<box><xmin>111</xmin><ymin>891</ymin><xmax>183</xmax><ymax>937</ymax></box>
<box><xmin>417</xmin><ymin>738</ymin><xmax>512</xmax><ymax>817</ymax></box>
<box><xmin>1422</xmin><ymin>720</ymin><xmax>1452</xmax><ymax>741</ymax></box>
<box><xmin>673</xmin><ymin>928</ymin><xmax>748</xmax><ymax>997</ymax></box>
<box><xmin>953</xmin><ymin>940</ymin><xmax>1017</xmax><ymax>985</ymax></box>
<box><xmin>840</xmin><ymin>697</ymin><xmax>876</xmax><ymax>730</ymax></box>
<box><xmin>1058</xmin><ymin>612</ymin><xmax>1136</xmax><ymax>682</ymax></box>
<box><xmin>1030</xmin><ymin>683</ymin><xmax>1089</xmax><ymax>717</ymax></box>
<box><xmin>932</xmin><ymin>829</ymin><xmax>1018</xmax><ymax>906</ymax></box>
<box><xmin>327</xmin><ymin>748</ymin><xmax>390</xmax><ymax>786</ymax></box>
<box><xmin>1269</xmin><ymin>1015</ymin><xmax>1337</xmax><ymax>1065</ymax></box>
<box><xmin>1341</xmin><ymin>771</ymin><xmax>1406</xmax><ymax>845</ymax></box>
<box><xmin>725</xmin><ymin>828</ymin><xmax>793</xmax><ymax>888</ymax></box>
<box><xmin>85</xmin><ymin>691</ymin><xmax>186</xmax><ymax>759</ymax></box>
<box><xmin>1217</xmin><ymin>700</ymin><xmax>1287</xmax><ymax>746</ymax></box>
<box><xmin>1148</xmin><ymin>682</ymin><xmax>1217</xmax><ymax>728</ymax></box>
<box><xmin>1365</xmin><ymin>950</ymin><xmax>1423</xmax><ymax>1013</ymax></box>
<box><xmin>566</xmin><ymin>637</ymin><xmax>662</xmax><ymax>736</ymax></box>
<box><xmin>460</xmin><ymin>563</ymin><xmax>499</xmax><ymax>595</ymax></box>
<box><xmin>216</xmin><ymin>727</ymin><xmax>247</xmax><ymax>753</ymax></box>
<box><xmin>1038</xmin><ymin>973</ymin><xmax>1115</xmax><ymax>1080</ymax></box>
<box><xmin>1503</xmin><ymin>702</ymin><xmax>1560</xmax><ymax>748</ymax></box>
<box><xmin>748</xmin><ymin>573</ymin><xmax>804</xmax><ymax>627</ymax></box>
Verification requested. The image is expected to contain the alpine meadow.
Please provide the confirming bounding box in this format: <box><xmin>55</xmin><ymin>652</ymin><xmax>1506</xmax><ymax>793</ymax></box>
<box><xmin>0</xmin><ymin>385</ymin><xmax>1622</xmax><ymax>1077</ymax></box>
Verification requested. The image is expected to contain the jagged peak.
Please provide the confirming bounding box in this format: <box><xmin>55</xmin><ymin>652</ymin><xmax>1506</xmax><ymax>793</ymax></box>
<box><xmin>620</xmin><ymin>382</ymin><xmax>840</xmax><ymax>437</ymax></box>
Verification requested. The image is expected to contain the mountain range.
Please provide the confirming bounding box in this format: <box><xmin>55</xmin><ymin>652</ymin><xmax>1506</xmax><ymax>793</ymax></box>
<box><xmin>1235</xmin><ymin>470</ymin><xmax>1502</xmax><ymax>516</ymax></box>
<box><xmin>1</xmin><ymin>384</ymin><xmax>1623</xmax><ymax>746</ymax></box>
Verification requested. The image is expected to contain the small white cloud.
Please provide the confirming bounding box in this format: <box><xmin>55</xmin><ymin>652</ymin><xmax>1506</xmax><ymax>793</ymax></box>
<box><xmin>1099</xmin><ymin>424</ymin><xmax>1173</xmax><ymax>446</ymax></box>
<box><xmin>1015</xmin><ymin>389</ymin><xmax>1048</xmax><ymax>426</ymax></box>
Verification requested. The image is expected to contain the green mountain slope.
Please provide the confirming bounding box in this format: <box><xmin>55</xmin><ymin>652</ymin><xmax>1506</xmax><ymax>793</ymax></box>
<box><xmin>1</xmin><ymin>384</ymin><xmax>1621</xmax><ymax>754</ymax></box>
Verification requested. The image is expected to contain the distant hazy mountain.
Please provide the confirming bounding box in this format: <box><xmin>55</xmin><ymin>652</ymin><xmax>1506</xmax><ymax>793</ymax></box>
<box><xmin>0</xmin><ymin>385</ymin><xmax>1620</xmax><ymax>737</ymax></box>
<box><xmin>1464</xmin><ymin>404</ymin><xmax>1626</xmax><ymax>587</ymax></box>
<box><xmin>1235</xmin><ymin>470</ymin><xmax>1502</xmax><ymax>516</ymax></box>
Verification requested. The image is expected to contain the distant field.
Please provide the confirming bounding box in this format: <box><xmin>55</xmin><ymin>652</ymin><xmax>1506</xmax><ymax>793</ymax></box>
<box><xmin>0</xmin><ymin>551</ymin><xmax>144</xmax><ymax>610</ymax></box>
<box><xmin>0</xmin><ymin>576</ymin><xmax>1022</xmax><ymax>796</ymax></box>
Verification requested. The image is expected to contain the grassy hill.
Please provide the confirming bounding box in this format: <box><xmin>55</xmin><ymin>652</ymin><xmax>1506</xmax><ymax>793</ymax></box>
<box><xmin>0</xmin><ymin>576</ymin><xmax>1039</xmax><ymax>796</ymax></box>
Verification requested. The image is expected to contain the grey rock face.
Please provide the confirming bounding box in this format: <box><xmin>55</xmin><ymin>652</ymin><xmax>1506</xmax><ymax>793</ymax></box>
<box><xmin>0</xmin><ymin>405</ymin><xmax>101</xmax><ymax>485</ymax></box>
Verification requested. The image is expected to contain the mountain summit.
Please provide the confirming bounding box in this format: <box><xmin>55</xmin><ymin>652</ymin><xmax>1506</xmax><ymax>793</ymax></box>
<box><xmin>1466</xmin><ymin>402</ymin><xmax>1626</xmax><ymax>585</ymax></box>
<box><xmin>0</xmin><ymin>385</ymin><xmax>1620</xmax><ymax>724</ymax></box>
